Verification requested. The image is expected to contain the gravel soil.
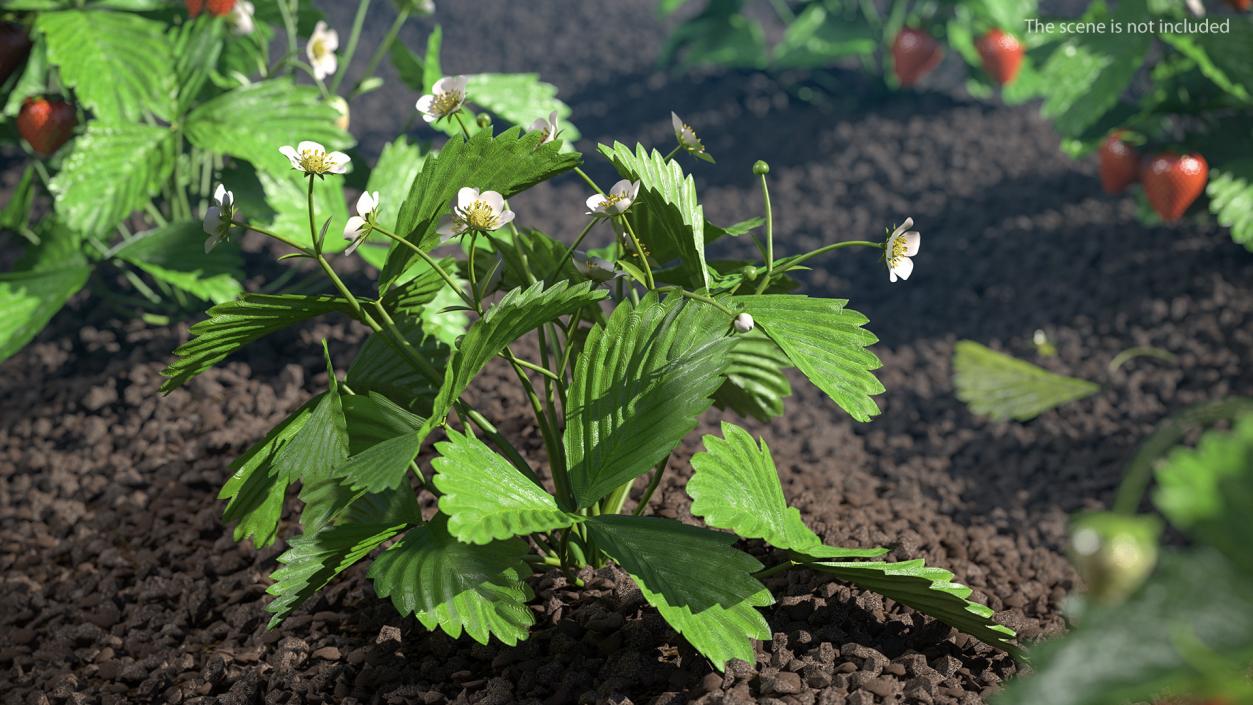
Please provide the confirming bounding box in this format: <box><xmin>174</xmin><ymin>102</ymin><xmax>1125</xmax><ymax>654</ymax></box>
<box><xmin>3</xmin><ymin>1</ymin><xmax>1252</xmax><ymax>704</ymax></box>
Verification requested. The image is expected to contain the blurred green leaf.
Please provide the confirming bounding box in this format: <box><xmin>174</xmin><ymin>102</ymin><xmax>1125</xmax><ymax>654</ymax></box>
<box><xmin>953</xmin><ymin>340</ymin><xmax>1099</xmax><ymax>421</ymax></box>
<box><xmin>49</xmin><ymin>123</ymin><xmax>175</xmax><ymax>237</ymax></box>
<box><xmin>112</xmin><ymin>221</ymin><xmax>243</xmax><ymax>304</ymax></box>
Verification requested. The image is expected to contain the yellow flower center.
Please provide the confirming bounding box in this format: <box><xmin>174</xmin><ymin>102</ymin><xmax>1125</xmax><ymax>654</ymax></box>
<box><xmin>298</xmin><ymin>148</ymin><xmax>333</xmax><ymax>174</ymax></box>
<box><xmin>886</xmin><ymin>235</ymin><xmax>910</xmax><ymax>267</ymax></box>
<box><xmin>310</xmin><ymin>38</ymin><xmax>330</xmax><ymax>60</ymax></box>
<box><xmin>599</xmin><ymin>193</ymin><xmax>625</xmax><ymax>211</ymax></box>
<box><xmin>430</xmin><ymin>90</ymin><xmax>463</xmax><ymax>117</ymax></box>
<box><xmin>461</xmin><ymin>200</ymin><xmax>499</xmax><ymax>230</ymax></box>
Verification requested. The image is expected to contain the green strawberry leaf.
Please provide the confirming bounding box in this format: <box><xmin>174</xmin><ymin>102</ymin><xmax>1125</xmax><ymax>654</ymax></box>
<box><xmin>953</xmin><ymin>340</ymin><xmax>1099</xmax><ymax>422</ymax></box>
<box><xmin>368</xmin><ymin>515</ymin><xmax>536</xmax><ymax>646</ymax></box>
<box><xmin>433</xmin><ymin>429</ymin><xmax>577</xmax><ymax>544</ymax></box>
<box><xmin>736</xmin><ymin>295</ymin><xmax>883</xmax><ymax>423</ymax></box>
<box><xmin>585</xmin><ymin>515</ymin><xmax>773</xmax><ymax>671</ymax></box>
<box><xmin>565</xmin><ymin>292</ymin><xmax>735</xmax><ymax>509</ymax></box>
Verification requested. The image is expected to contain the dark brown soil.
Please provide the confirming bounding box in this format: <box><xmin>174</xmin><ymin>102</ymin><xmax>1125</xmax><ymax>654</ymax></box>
<box><xmin>3</xmin><ymin>2</ymin><xmax>1253</xmax><ymax>704</ymax></box>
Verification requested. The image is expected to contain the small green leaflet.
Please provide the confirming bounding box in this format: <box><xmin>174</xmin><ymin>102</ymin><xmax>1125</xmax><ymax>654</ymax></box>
<box><xmin>368</xmin><ymin>515</ymin><xmax>535</xmax><ymax>646</ymax></box>
<box><xmin>1037</xmin><ymin>20</ymin><xmax>1150</xmax><ymax>137</ymax></box>
<box><xmin>161</xmin><ymin>294</ymin><xmax>356</xmax><ymax>392</ymax></box>
<box><xmin>334</xmin><ymin>393</ymin><xmax>424</xmax><ymax>494</ymax></box>
<box><xmin>219</xmin><ymin>397</ymin><xmax>320</xmax><ymax>548</ymax></box>
<box><xmin>736</xmin><ymin>295</ymin><xmax>883</xmax><ymax>423</ymax></box>
<box><xmin>433</xmin><ymin>430</ymin><xmax>578</xmax><ymax>544</ymax></box>
<box><xmin>112</xmin><ymin>221</ymin><xmax>243</xmax><ymax>304</ymax></box>
<box><xmin>185</xmin><ymin>79</ymin><xmax>352</xmax><ymax>175</ymax></box>
<box><xmin>49</xmin><ymin>123</ymin><xmax>176</xmax><ymax>237</ymax></box>
<box><xmin>809</xmin><ymin>559</ymin><xmax>1020</xmax><ymax>656</ymax></box>
<box><xmin>271</xmin><ymin>381</ymin><xmax>348</xmax><ymax>486</ymax></box>
<box><xmin>1207</xmin><ymin>158</ymin><xmax>1253</xmax><ymax>252</ymax></box>
<box><xmin>689</xmin><ymin>422</ymin><xmax>887</xmax><ymax>559</ymax></box>
<box><xmin>0</xmin><ymin>232</ymin><xmax>90</xmax><ymax>364</ymax></box>
<box><xmin>585</xmin><ymin>515</ymin><xmax>773</xmax><ymax>671</ymax></box>
<box><xmin>267</xmin><ymin>520</ymin><xmax>408</xmax><ymax>628</ymax></box>
<box><xmin>382</xmin><ymin>127</ymin><xmax>582</xmax><ymax>285</ymax></box>
<box><xmin>418</xmin><ymin>281</ymin><xmax>606</xmax><ymax>442</ymax></box>
<box><xmin>771</xmin><ymin>5</ymin><xmax>875</xmax><ymax>69</ymax></box>
<box><xmin>1154</xmin><ymin>413</ymin><xmax>1253</xmax><ymax>576</ymax></box>
<box><xmin>598</xmin><ymin>142</ymin><xmax>710</xmax><ymax>290</ymax></box>
<box><xmin>565</xmin><ymin>293</ymin><xmax>735</xmax><ymax>508</ymax></box>
<box><xmin>36</xmin><ymin>10</ymin><xmax>175</xmax><ymax>122</ymax></box>
<box><xmin>952</xmin><ymin>340</ymin><xmax>1099</xmax><ymax>421</ymax></box>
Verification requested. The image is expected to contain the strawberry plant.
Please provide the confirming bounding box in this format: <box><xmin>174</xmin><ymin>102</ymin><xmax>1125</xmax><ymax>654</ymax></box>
<box><xmin>164</xmin><ymin>92</ymin><xmax>1023</xmax><ymax>669</ymax></box>
<box><xmin>997</xmin><ymin>400</ymin><xmax>1253</xmax><ymax>705</ymax></box>
<box><xmin>0</xmin><ymin>1</ymin><xmax>576</xmax><ymax>364</ymax></box>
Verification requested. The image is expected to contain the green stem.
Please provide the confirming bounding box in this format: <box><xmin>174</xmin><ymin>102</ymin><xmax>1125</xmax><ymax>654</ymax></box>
<box><xmin>770</xmin><ymin>240</ymin><xmax>882</xmax><ymax>281</ymax></box>
<box><xmin>239</xmin><ymin>222</ymin><xmax>314</xmax><ymax>255</ymax></box>
<box><xmin>350</xmin><ymin>9</ymin><xmax>410</xmax><ymax>99</ymax></box>
<box><xmin>306</xmin><ymin>174</ymin><xmax>320</xmax><ymax>252</ymax></box>
<box><xmin>753</xmin><ymin>561</ymin><xmax>797</xmax><ymax>580</ymax></box>
<box><xmin>573</xmin><ymin>166</ymin><xmax>603</xmax><ymax>195</ymax></box>
<box><xmin>549</xmin><ymin>219</ymin><xmax>597</xmax><ymax>281</ymax></box>
<box><xmin>1107</xmin><ymin>346</ymin><xmax>1178</xmax><ymax>374</ymax></box>
<box><xmin>619</xmin><ymin>217</ymin><xmax>654</xmax><ymax>289</ymax></box>
<box><xmin>512</xmin><ymin>356</ymin><xmax>561</xmax><ymax>381</ymax></box>
<box><xmin>662</xmin><ymin>145</ymin><xmax>681</xmax><ymax>161</ymax></box>
<box><xmin>754</xmin><ymin>172</ymin><xmax>775</xmax><ymax>295</ymax></box>
<box><xmin>277</xmin><ymin>0</ymin><xmax>299</xmax><ymax>77</ymax></box>
<box><xmin>330</xmin><ymin>0</ymin><xmax>371</xmax><ymax>95</ymax></box>
<box><xmin>373</xmin><ymin>225</ymin><xmax>474</xmax><ymax>309</ymax></box>
<box><xmin>632</xmin><ymin>457</ymin><xmax>668</xmax><ymax>515</ymax></box>
<box><xmin>453</xmin><ymin>111</ymin><xmax>473</xmax><ymax>140</ymax></box>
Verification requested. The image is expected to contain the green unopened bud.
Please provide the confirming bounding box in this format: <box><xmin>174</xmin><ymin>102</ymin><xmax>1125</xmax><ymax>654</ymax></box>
<box><xmin>741</xmin><ymin>265</ymin><xmax>759</xmax><ymax>282</ymax></box>
<box><xmin>476</xmin><ymin>113</ymin><xmax>492</xmax><ymax>129</ymax></box>
<box><xmin>1069</xmin><ymin>512</ymin><xmax>1160</xmax><ymax>604</ymax></box>
<box><xmin>752</xmin><ymin>160</ymin><xmax>770</xmax><ymax>175</ymax></box>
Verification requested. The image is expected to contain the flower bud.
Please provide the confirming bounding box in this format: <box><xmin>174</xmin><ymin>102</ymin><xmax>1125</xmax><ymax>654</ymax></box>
<box><xmin>1068</xmin><ymin>512</ymin><xmax>1160</xmax><ymax>604</ymax></box>
<box><xmin>733</xmin><ymin>312</ymin><xmax>755</xmax><ymax>333</ymax></box>
<box><xmin>328</xmin><ymin>95</ymin><xmax>350</xmax><ymax>132</ymax></box>
<box><xmin>741</xmin><ymin>265</ymin><xmax>758</xmax><ymax>282</ymax></box>
<box><xmin>476</xmin><ymin>113</ymin><xmax>493</xmax><ymax>129</ymax></box>
<box><xmin>752</xmin><ymin>160</ymin><xmax>770</xmax><ymax>175</ymax></box>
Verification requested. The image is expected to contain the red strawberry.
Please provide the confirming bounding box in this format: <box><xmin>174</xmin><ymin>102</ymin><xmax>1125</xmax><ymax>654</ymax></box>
<box><xmin>976</xmin><ymin>29</ymin><xmax>1024</xmax><ymax>86</ymax></box>
<box><xmin>1229</xmin><ymin>0</ymin><xmax>1250</xmax><ymax>10</ymax></box>
<box><xmin>1141</xmin><ymin>152</ymin><xmax>1208</xmax><ymax>222</ymax></box>
<box><xmin>1098</xmin><ymin>132</ymin><xmax>1140</xmax><ymax>194</ymax></box>
<box><xmin>17</xmin><ymin>97</ymin><xmax>76</xmax><ymax>157</ymax></box>
<box><xmin>891</xmin><ymin>28</ymin><xmax>943</xmax><ymax>87</ymax></box>
<box><xmin>185</xmin><ymin>0</ymin><xmax>236</xmax><ymax>17</ymax></box>
<box><xmin>0</xmin><ymin>22</ymin><xmax>33</xmax><ymax>84</ymax></box>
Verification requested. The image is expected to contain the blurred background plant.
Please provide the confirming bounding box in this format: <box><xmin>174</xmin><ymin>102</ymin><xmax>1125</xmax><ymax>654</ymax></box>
<box><xmin>0</xmin><ymin>0</ymin><xmax>576</xmax><ymax>364</ymax></box>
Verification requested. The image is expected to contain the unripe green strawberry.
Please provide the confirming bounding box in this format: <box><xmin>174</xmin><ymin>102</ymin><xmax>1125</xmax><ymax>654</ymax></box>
<box><xmin>1069</xmin><ymin>512</ymin><xmax>1160</xmax><ymax>604</ymax></box>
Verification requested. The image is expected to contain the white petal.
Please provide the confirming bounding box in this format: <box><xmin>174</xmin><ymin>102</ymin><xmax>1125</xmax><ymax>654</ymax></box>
<box><xmin>213</xmin><ymin>183</ymin><xmax>227</xmax><ymax>204</ymax></box>
<box><xmin>279</xmin><ymin>145</ymin><xmax>301</xmax><ymax>169</ymax></box>
<box><xmin>479</xmin><ymin>190</ymin><xmax>505</xmax><ymax>214</ymax></box>
<box><xmin>416</xmin><ymin>95</ymin><xmax>434</xmax><ymax>113</ymax></box>
<box><xmin>203</xmin><ymin>207</ymin><xmax>222</xmax><ymax>236</ymax></box>
<box><xmin>457</xmin><ymin>187</ymin><xmax>481</xmax><ymax>210</ymax></box>
<box><xmin>530</xmin><ymin>117</ymin><xmax>549</xmax><ymax>132</ymax></box>
<box><xmin>204</xmin><ymin>232</ymin><xmax>222</xmax><ymax>254</ymax></box>
<box><xmin>344</xmin><ymin>216</ymin><xmax>367</xmax><ymax>239</ymax></box>
<box><xmin>296</xmin><ymin>140</ymin><xmax>324</xmax><ymax>155</ymax></box>
<box><xmin>626</xmin><ymin>180</ymin><xmax>641</xmax><ymax>200</ymax></box>
<box><xmin>494</xmin><ymin>210</ymin><xmax>515</xmax><ymax>229</ymax></box>
<box><xmin>903</xmin><ymin>231</ymin><xmax>921</xmax><ymax>256</ymax></box>
<box><xmin>345</xmin><ymin>234</ymin><xmax>365</xmax><ymax>255</ymax></box>
<box><xmin>671</xmin><ymin>111</ymin><xmax>684</xmax><ymax>134</ymax></box>
<box><xmin>442</xmin><ymin>75</ymin><xmax>468</xmax><ymax>93</ymax></box>
<box><xmin>586</xmin><ymin>194</ymin><xmax>607</xmax><ymax>212</ymax></box>
<box><xmin>889</xmin><ymin>217</ymin><xmax>914</xmax><ymax>240</ymax></box>
<box><xmin>326</xmin><ymin>151</ymin><xmax>351</xmax><ymax>173</ymax></box>
<box><xmin>356</xmin><ymin>191</ymin><xmax>377</xmax><ymax>215</ymax></box>
<box><xmin>421</xmin><ymin>112</ymin><xmax>438</xmax><ymax>123</ymax></box>
<box><xmin>609</xmin><ymin>179</ymin><xmax>634</xmax><ymax>197</ymax></box>
<box><xmin>890</xmin><ymin>256</ymin><xmax>914</xmax><ymax>281</ymax></box>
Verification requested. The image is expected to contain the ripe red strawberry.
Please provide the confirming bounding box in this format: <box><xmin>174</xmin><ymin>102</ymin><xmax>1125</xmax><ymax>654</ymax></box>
<box><xmin>1097</xmin><ymin>132</ymin><xmax>1140</xmax><ymax>194</ymax></box>
<box><xmin>976</xmin><ymin>29</ymin><xmax>1024</xmax><ymax>86</ymax></box>
<box><xmin>891</xmin><ymin>28</ymin><xmax>943</xmax><ymax>87</ymax></box>
<box><xmin>0</xmin><ymin>22</ymin><xmax>33</xmax><ymax>84</ymax></box>
<box><xmin>18</xmin><ymin>97</ymin><xmax>76</xmax><ymax>157</ymax></box>
<box><xmin>185</xmin><ymin>0</ymin><xmax>236</xmax><ymax>17</ymax></box>
<box><xmin>1141</xmin><ymin>152</ymin><xmax>1208</xmax><ymax>222</ymax></box>
<box><xmin>1228</xmin><ymin>0</ymin><xmax>1250</xmax><ymax>11</ymax></box>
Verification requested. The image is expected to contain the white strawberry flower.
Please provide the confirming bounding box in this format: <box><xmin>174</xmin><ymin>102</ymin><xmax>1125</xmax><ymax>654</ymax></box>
<box><xmin>437</xmin><ymin>187</ymin><xmax>514</xmax><ymax>240</ymax></box>
<box><xmin>671</xmin><ymin>111</ymin><xmax>714</xmax><ymax>162</ymax></box>
<box><xmin>884</xmin><ymin>217</ymin><xmax>921</xmax><ymax>283</ymax></box>
<box><xmin>279</xmin><ymin>140</ymin><xmax>351</xmax><ymax>176</ymax></box>
<box><xmin>530</xmin><ymin>111</ymin><xmax>560</xmax><ymax>144</ymax></box>
<box><xmin>228</xmin><ymin>0</ymin><xmax>255</xmax><ymax>34</ymax></box>
<box><xmin>416</xmin><ymin>76</ymin><xmax>468</xmax><ymax>123</ymax></box>
<box><xmin>413</xmin><ymin>0</ymin><xmax>435</xmax><ymax>15</ymax></box>
<box><xmin>586</xmin><ymin>179</ymin><xmax>640</xmax><ymax>217</ymax></box>
<box><xmin>203</xmin><ymin>184</ymin><xmax>236</xmax><ymax>253</ymax></box>
<box><xmin>343</xmin><ymin>191</ymin><xmax>380</xmax><ymax>255</ymax></box>
<box><xmin>306</xmin><ymin>21</ymin><xmax>339</xmax><ymax>81</ymax></box>
<box><xmin>733</xmin><ymin>312</ymin><xmax>755</xmax><ymax>333</ymax></box>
